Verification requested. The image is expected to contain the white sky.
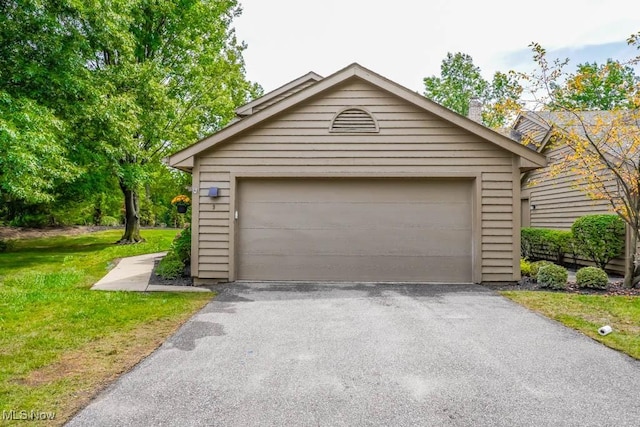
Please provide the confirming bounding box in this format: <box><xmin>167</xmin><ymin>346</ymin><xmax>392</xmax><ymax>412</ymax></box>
<box><xmin>234</xmin><ymin>0</ymin><xmax>640</xmax><ymax>93</ymax></box>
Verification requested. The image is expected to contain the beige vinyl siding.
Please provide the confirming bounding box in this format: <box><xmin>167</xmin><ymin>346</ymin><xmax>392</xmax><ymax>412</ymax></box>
<box><xmin>195</xmin><ymin>80</ymin><xmax>516</xmax><ymax>282</ymax></box>
<box><xmin>525</xmin><ymin>144</ymin><xmax>613</xmax><ymax>230</ymax></box>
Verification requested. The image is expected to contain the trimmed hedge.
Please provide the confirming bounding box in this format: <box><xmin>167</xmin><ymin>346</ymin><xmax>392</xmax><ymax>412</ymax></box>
<box><xmin>537</xmin><ymin>263</ymin><xmax>568</xmax><ymax>290</ymax></box>
<box><xmin>575</xmin><ymin>266</ymin><xmax>608</xmax><ymax>289</ymax></box>
<box><xmin>571</xmin><ymin>215</ymin><xmax>625</xmax><ymax>269</ymax></box>
<box><xmin>521</xmin><ymin>214</ymin><xmax>625</xmax><ymax>272</ymax></box>
<box><xmin>521</xmin><ymin>228</ymin><xmax>574</xmax><ymax>263</ymax></box>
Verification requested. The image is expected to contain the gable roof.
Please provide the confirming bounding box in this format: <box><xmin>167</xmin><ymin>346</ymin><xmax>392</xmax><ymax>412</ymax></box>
<box><xmin>511</xmin><ymin>112</ymin><xmax>554</xmax><ymax>151</ymax></box>
<box><xmin>169</xmin><ymin>63</ymin><xmax>547</xmax><ymax>172</ymax></box>
<box><xmin>235</xmin><ymin>71</ymin><xmax>322</xmax><ymax>117</ymax></box>
<box><xmin>513</xmin><ymin>110</ymin><xmax>628</xmax><ymax>153</ymax></box>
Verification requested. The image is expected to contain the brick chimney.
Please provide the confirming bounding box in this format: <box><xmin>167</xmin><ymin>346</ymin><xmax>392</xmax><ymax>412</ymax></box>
<box><xmin>468</xmin><ymin>98</ymin><xmax>482</xmax><ymax>124</ymax></box>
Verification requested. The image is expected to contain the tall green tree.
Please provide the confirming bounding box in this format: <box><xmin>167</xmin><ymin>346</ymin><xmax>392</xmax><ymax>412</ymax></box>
<box><xmin>78</xmin><ymin>0</ymin><xmax>260</xmax><ymax>242</ymax></box>
<box><xmin>0</xmin><ymin>1</ymin><xmax>260</xmax><ymax>241</ymax></box>
<box><xmin>423</xmin><ymin>52</ymin><xmax>522</xmax><ymax>128</ymax></box>
<box><xmin>0</xmin><ymin>1</ymin><xmax>87</xmax><ymax>208</ymax></box>
<box><xmin>549</xmin><ymin>59</ymin><xmax>639</xmax><ymax>110</ymax></box>
<box><xmin>0</xmin><ymin>93</ymin><xmax>78</xmax><ymax>206</ymax></box>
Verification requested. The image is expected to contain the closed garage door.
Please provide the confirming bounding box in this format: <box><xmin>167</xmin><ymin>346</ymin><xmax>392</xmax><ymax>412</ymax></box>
<box><xmin>237</xmin><ymin>178</ymin><xmax>473</xmax><ymax>282</ymax></box>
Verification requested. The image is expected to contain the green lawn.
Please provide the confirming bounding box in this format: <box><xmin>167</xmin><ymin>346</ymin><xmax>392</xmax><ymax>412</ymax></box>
<box><xmin>0</xmin><ymin>229</ymin><xmax>212</xmax><ymax>426</ymax></box>
<box><xmin>501</xmin><ymin>291</ymin><xmax>640</xmax><ymax>359</ymax></box>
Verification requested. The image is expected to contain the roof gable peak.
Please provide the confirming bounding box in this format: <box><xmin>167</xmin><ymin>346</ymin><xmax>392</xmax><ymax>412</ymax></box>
<box><xmin>169</xmin><ymin>63</ymin><xmax>546</xmax><ymax>172</ymax></box>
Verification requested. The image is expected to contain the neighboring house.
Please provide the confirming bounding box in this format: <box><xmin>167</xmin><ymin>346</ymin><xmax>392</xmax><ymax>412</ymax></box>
<box><xmin>513</xmin><ymin>111</ymin><xmax>630</xmax><ymax>274</ymax></box>
<box><xmin>168</xmin><ymin>63</ymin><xmax>546</xmax><ymax>285</ymax></box>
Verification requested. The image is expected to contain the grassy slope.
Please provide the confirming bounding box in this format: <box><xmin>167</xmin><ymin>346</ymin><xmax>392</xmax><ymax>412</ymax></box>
<box><xmin>0</xmin><ymin>230</ymin><xmax>212</xmax><ymax>425</ymax></box>
<box><xmin>501</xmin><ymin>291</ymin><xmax>640</xmax><ymax>359</ymax></box>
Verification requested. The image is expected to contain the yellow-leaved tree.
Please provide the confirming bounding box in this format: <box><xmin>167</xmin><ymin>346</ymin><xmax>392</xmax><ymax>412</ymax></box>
<box><xmin>519</xmin><ymin>34</ymin><xmax>640</xmax><ymax>287</ymax></box>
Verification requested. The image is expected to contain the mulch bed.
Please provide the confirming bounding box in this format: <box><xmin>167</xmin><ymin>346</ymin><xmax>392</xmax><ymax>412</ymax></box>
<box><xmin>148</xmin><ymin>259</ymin><xmax>193</xmax><ymax>287</ymax></box>
<box><xmin>496</xmin><ymin>276</ymin><xmax>640</xmax><ymax>296</ymax></box>
<box><xmin>147</xmin><ymin>260</ymin><xmax>640</xmax><ymax>294</ymax></box>
<box><xmin>0</xmin><ymin>226</ymin><xmax>109</xmax><ymax>240</ymax></box>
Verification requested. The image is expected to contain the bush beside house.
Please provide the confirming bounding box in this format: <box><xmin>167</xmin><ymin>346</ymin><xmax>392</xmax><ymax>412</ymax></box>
<box><xmin>521</xmin><ymin>214</ymin><xmax>625</xmax><ymax>273</ymax></box>
<box><xmin>520</xmin><ymin>258</ymin><xmax>533</xmax><ymax>277</ymax></box>
<box><xmin>537</xmin><ymin>264</ymin><xmax>569</xmax><ymax>290</ymax></box>
<box><xmin>521</xmin><ymin>228</ymin><xmax>574</xmax><ymax>263</ymax></box>
<box><xmin>571</xmin><ymin>215</ymin><xmax>625</xmax><ymax>270</ymax></box>
<box><xmin>529</xmin><ymin>260</ymin><xmax>554</xmax><ymax>279</ymax></box>
<box><xmin>575</xmin><ymin>266</ymin><xmax>609</xmax><ymax>289</ymax></box>
<box><xmin>157</xmin><ymin>226</ymin><xmax>191</xmax><ymax>280</ymax></box>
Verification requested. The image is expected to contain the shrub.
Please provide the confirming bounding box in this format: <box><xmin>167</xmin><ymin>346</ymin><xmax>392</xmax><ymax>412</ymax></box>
<box><xmin>0</xmin><ymin>239</ymin><xmax>9</xmax><ymax>253</ymax></box>
<box><xmin>520</xmin><ymin>258</ymin><xmax>532</xmax><ymax>277</ymax></box>
<box><xmin>521</xmin><ymin>228</ymin><xmax>573</xmax><ymax>263</ymax></box>
<box><xmin>9</xmin><ymin>213</ymin><xmax>50</xmax><ymax>228</ymax></box>
<box><xmin>165</xmin><ymin>208</ymin><xmax>187</xmax><ymax>228</ymax></box>
<box><xmin>571</xmin><ymin>214</ymin><xmax>625</xmax><ymax>269</ymax></box>
<box><xmin>537</xmin><ymin>264</ymin><xmax>568</xmax><ymax>290</ymax></box>
<box><xmin>99</xmin><ymin>216</ymin><xmax>120</xmax><ymax>227</ymax></box>
<box><xmin>155</xmin><ymin>227</ymin><xmax>191</xmax><ymax>280</ymax></box>
<box><xmin>575</xmin><ymin>266</ymin><xmax>608</xmax><ymax>289</ymax></box>
<box><xmin>530</xmin><ymin>260</ymin><xmax>554</xmax><ymax>279</ymax></box>
<box><xmin>172</xmin><ymin>226</ymin><xmax>191</xmax><ymax>263</ymax></box>
<box><xmin>156</xmin><ymin>253</ymin><xmax>185</xmax><ymax>279</ymax></box>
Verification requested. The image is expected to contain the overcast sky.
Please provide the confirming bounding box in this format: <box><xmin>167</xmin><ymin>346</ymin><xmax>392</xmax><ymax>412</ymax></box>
<box><xmin>233</xmin><ymin>0</ymin><xmax>640</xmax><ymax>93</ymax></box>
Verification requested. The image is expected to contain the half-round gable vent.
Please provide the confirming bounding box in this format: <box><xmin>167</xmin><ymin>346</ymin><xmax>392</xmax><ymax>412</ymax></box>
<box><xmin>329</xmin><ymin>107</ymin><xmax>379</xmax><ymax>133</ymax></box>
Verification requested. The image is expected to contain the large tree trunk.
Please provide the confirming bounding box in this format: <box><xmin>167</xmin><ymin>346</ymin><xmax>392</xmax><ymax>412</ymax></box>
<box><xmin>624</xmin><ymin>225</ymin><xmax>639</xmax><ymax>288</ymax></box>
<box><xmin>117</xmin><ymin>181</ymin><xmax>144</xmax><ymax>244</ymax></box>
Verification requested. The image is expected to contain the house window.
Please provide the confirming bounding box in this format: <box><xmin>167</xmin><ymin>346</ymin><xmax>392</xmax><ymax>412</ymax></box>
<box><xmin>329</xmin><ymin>107</ymin><xmax>379</xmax><ymax>133</ymax></box>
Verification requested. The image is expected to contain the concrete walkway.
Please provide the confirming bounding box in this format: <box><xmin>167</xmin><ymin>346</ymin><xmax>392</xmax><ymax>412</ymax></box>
<box><xmin>91</xmin><ymin>252</ymin><xmax>210</xmax><ymax>293</ymax></box>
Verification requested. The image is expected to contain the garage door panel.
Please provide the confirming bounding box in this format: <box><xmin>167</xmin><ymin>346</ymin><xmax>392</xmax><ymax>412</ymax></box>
<box><xmin>238</xmin><ymin>255</ymin><xmax>472</xmax><ymax>282</ymax></box>
<box><xmin>241</xmin><ymin>202</ymin><xmax>471</xmax><ymax>229</ymax></box>
<box><xmin>240</xmin><ymin>179</ymin><xmax>470</xmax><ymax>203</ymax></box>
<box><xmin>237</xmin><ymin>178</ymin><xmax>473</xmax><ymax>282</ymax></box>
<box><xmin>240</xmin><ymin>228</ymin><xmax>471</xmax><ymax>257</ymax></box>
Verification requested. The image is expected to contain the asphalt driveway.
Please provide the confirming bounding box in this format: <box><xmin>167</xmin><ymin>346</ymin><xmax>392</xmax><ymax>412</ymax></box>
<box><xmin>68</xmin><ymin>283</ymin><xmax>640</xmax><ymax>426</ymax></box>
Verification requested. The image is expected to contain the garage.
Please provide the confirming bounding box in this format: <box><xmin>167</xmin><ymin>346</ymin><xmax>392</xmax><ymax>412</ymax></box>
<box><xmin>237</xmin><ymin>178</ymin><xmax>473</xmax><ymax>282</ymax></box>
<box><xmin>168</xmin><ymin>63</ymin><xmax>547</xmax><ymax>284</ymax></box>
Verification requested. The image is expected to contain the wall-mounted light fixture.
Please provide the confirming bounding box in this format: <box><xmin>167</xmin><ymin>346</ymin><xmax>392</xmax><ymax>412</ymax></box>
<box><xmin>531</xmin><ymin>204</ymin><xmax>536</xmax><ymax>210</ymax></box>
<box><xmin>208</xmin><ymin>187</ymin><xmax>219</xmax><ymax>198</ymax></box>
